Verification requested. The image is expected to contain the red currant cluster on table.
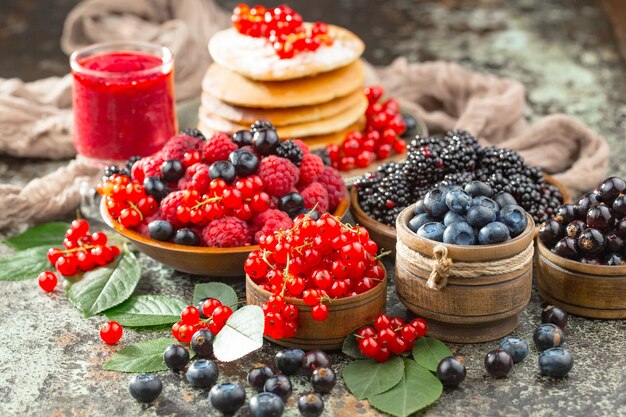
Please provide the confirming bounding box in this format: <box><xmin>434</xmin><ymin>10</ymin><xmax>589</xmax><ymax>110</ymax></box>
<box><xmin>171</xmin><ymin>300</ymin><xmax>233</xmax><ymax>344</ymax></box>
<box><xmin>245</xmin><ymin>211</ymin><xmax>385</xmax><ymax>340</ymax></box>
<box><xmin>232</xmin><ymin>4</ymin><xmax>333</xmax><ymax>59</ymax></box>
<box><xmin>356</xmin><ymin>314</ymin><xmax>428</xmax><ymax>363</ymax></box>
<box><xmin>326</xmin><ymin>86</ymin><xmax>408</xmax><ymax>171</ymax></box>
<box><xmin>38</xmin><ymin>219</ymin><xmax>120</xmax><ymax>292</ymax></box>
<box><xmin>97</xmin><ymin>124</ymin><xmax>346</xmax><ymax>248</ymax></box>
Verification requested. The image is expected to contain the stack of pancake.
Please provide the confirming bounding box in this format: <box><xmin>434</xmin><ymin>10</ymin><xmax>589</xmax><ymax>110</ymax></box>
<box><xmin>198</xmin><ymin>24</ymin><xmax>367</xmax><ymax>149</ymax></box>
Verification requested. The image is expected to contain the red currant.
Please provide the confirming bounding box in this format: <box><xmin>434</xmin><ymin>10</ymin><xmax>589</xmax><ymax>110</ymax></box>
<box><xmin>212</xmin><ymin>305</ymin><xmax>233</xmax><ymax>326</ymax></box>
<box><xmin>200</xmin><ymin>298</ymin><xmax>223</xmax><ymax>318</ymax></box>
<box><xmin>38</xmin><ymin>271</ymin><xmax>57</xmax><ymax>292</ymax></box>
<box><xmin>55</xmin><ymin>255</ymin><xmax>77</xmax><ymax>276</ymax></box>
<box><xmin>400</xmin><ymin>324</ymin><xmax>418</xmax><ymax>342</ymax></box>
<box><xmin>100</xmin><ymin>321</ymin><xmax>123</xmax><ymax>345</ymax></box>
<box><xmin>373</xmin><ymin>346</ymin><xmax>391</xmax><ymax>363</ymax></box>
<box><xmin>177</xmin><ymin>323</ymin><xmax>195</xmax><ymax>343</ymax></box>
<box><xmin>311</xmin><ymin>303</ymin><xmax>328</xmax><ymax>321</ymax></box>
<box><xmin>359</xmin><ymin>336</ymin><xmax>380</xmax><ymax>358</ymax></box>
<box><xmin>356</xmin><ymin>326</ymin><xmax>377</xmax><ymax>338</ymax></box>
<box><xmin>47</xmin><ymin>247</ymin><xmax>63</xmax><ymax>265</ymax></box>
<box><xmin>90</xmin><ymin>231</ymin><xmax>108</xmax><ymax>246</ymax></box>
<box><xmin>181</xmin><ymin>306</ymin><xmax>201</xmax><ymax>325</ymax></box>
<box><xmin>71</xmin><ymin>219</ymin><xmax>90</xmax><ymax>237</ymax></box>
<box><xmin>410</xmin><ymin>318</ymin><xmax>428</xmax><ymax>337</ymax></box>
<box><xmin>373</xmin><ymin>314</ymin><xmax>391</xmax><ymax>331</ymax></box>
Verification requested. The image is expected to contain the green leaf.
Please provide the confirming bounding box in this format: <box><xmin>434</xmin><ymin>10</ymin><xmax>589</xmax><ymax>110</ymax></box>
<box><xmin>193</xmin><ymin>282</ymin><xmax>238</xmax><ymax>310</ymax></box>
<box><xmin>68</xmin><ymin>252</ymin><xmax>141</xmax><ymax>317</ymax></box>
<box><xmin>342</xmin><ymin>331</ymin><xmax>366</xmax><ymax>359</ymax></box>
<box><xmin>104</xmin><ymin>295</ymin><xmax>187</xmax><ymax>327</ymax></box>
<box><xmin>412</xmin><ymin>337</ymin><xmax>453</xmax><ymax>372</ymax></box>
<box><xmin>0</xmin><ymin>246</ymin><xmax>51</xmax><ymax>281</ymax></box>
<box><xmin>3</xmin><ymin>222</ymin><xmax>70</xmax><ymax>250</ymax></box>
<box><xmin>103</xmin><ymin>337</ymin><xmax>194</xmax><ymax>373</ymax></box>
<box><xmin>369</xmin><ymin>359</ymin><xmax>443</xmax><ymax>417</ymax></box>
<box><xmin>343</xmin><ymin>356</ymin><xmax>404</xmax><ymax>400</ymax></box>
<box><xmin>213</xmin><ymin>305</ymin><xmax>264</xmax><ymax>362</ymax></box>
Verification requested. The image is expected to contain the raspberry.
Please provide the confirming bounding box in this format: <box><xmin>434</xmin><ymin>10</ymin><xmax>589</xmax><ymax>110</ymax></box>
<box><xmin>258</xmin><ymin>156</ymin><xmax>299</xmax><ymax>197</ymax></box>
<box><xmin>178</xmin><ymin>163</ymin><xmax>211</xmax><ymax>194</ymax></box>
<box><xmin>317</xmin><ymin>167</ymin><xmax>346</xmax><ymax>211</ymax></box>
<box><xmin>292</xmin><ymin>139</ymin><xmax>311</xmax><ymax>155</ymax></box>
<box><xmin>131</xmin><ymin>156</ymin><xmax>164</xmax><ymax>183</ymax></box>
<box><xmin>301</xmin><ymin>182</ymin><xmax>329</xmax><ymax>213</ymax></box>
<box><xmin>161</xmin><ymin>134</ymin><xmax>202</xmax><ymax>160</ymax></box>
<box><xmin>160</xmin><ymin>191</ymin><xmax>189</xmax><ymax>228</ymax></box>
<box><xmin>298</xmin><ymin>154</ymin><xmax>324</xmax><ymax>186</ymax></box>
<box><xmin>202</xmin><ymin>132</ymin><xmax>238</xmax><ymax>165</ymax></box>
<box><xmin>202</xmin><ymin>216</ymin><xmax>252</xmax><ymax>247</ymax></box>
<box><xmin>252</xmin><ymin>209</ymin><xmax>293</xmax><ymax>242</ymax></box>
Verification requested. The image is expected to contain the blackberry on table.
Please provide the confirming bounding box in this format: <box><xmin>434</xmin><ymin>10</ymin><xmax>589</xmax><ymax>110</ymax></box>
<box><xmin>275</xmin><ymin>141</ymin><xmax>304</xmax><ymax>166</ymax></box>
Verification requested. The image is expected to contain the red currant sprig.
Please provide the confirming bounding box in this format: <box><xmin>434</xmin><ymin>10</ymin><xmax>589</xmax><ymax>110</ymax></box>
<box><xmin>97</xmin><ymin>174</ymin><xmax>158</xmax><ymax>228</ymax></box>
<box><xmin>355</xmin><ymin>314</ymin><xmax>428</xmax><ymax>362</ymax></box>
<box><xmin>171</xmin><ymin>300</ymin><xmax>235</xmax><ymax>344</ymax></box>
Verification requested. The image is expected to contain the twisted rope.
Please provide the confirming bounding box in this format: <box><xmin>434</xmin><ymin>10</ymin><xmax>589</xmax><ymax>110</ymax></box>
<box><xmin>396</xmin><ymin>240</ymin><xmax>534</xmax><ymax>290</ymax></box>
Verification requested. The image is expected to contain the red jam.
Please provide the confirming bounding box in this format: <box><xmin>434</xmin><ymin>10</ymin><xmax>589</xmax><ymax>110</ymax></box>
<box><xmin>72</xmin><ymin>51</ymin><xmax>176</xmax><ymax>162</ymax></box>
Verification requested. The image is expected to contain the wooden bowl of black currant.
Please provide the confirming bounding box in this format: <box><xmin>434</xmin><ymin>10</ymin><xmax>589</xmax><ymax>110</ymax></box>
<box><xmin>100</xmin><ymin>196</ymin><xmax>350</xmax><ymax>277</ymax></box>
<box><xmin>536</xmin><ymin>176</ymin><xmax>626</xmax><ymax>319</ymax></box>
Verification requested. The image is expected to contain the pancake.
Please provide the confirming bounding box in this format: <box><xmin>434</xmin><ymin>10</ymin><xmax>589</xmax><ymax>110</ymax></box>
<box><xmin>198</xmin><ymin>95</ymin><xmax>367</xmax><ymax>139</ymax></box>
<box><xmin>208</xmin><ymin>24</ymin><xmax>365</xmax><ymax>81</ymax></box>
<box><xmin>201</xmin><ymin>89</ymin><xmax>365</xmax><ymax>127</ymax></box>
<box><xmin>202</xmin><ymin>60</ymin><xmax>365</xmax><ymax>108</ymax></box>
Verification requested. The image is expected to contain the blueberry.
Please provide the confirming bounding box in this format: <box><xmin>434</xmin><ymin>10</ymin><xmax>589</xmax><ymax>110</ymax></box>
<box><xmin>263</xmin><ymin>374</ymin><xmax>292</xmax><ymax>400</ymax></box>
<box><xmin>229</xmin><ymin>149</ymin><xmax>260</xmax><ymax>177</ymax></box>
<box><xmin>499</xmin><ymin>337</ymin><xmax>529</xmax><ymax>363</ymax></box>
<box><xmin>494</xmin><ymin>192</ymin><xmax>517</xmax><ymax>208</ymax></box>
<box><xmin>533</xmin><ymin>324</ymin><xmax>565</xmax><ymax>351</ymax></box>
<box><xmin>148</xmin><ymin>220</ymin><xmax>174</xmax><ymax>241</ymax></box>
<box><xmin>423</xmin><ymin>187</ymin><xmax>449</xmax><ymax>218</ymax></box>
<box><xmin>161</xmin><ymin>159</ymin><xmax>185</xmax><ymax>182</ymax></box>
<box><xmin>274</xmin><ymin>349</ymin><xmax>304</xmax><ymax>375</ymax></box>
<box><xmin>209</xmin><ymin>160</ymin><xmax>236</xmax><ymax>184</ymax></box>
<box><xmin>436</xmin><ymin>356</ymin><xmax>466</xmax><ymax>388</ymax></box>
<box><xmin>443</xmin><ymin>211</ymin><xmax>465</xmax><ymax>227</ymax></box>
<box><xmin>301</xmin><ymin>208</ymin><xmax>320</xmax><ymax>220</ymax></box>
<box><xmin>465</xmin><ymin>181</ymin><xmax>493</xmax><ymax>198</ymax></box>
<box><xmin>478</xmin><ymin>222</ymin><xmax>510</xmax><ymax>245</ymax></box>
<box><xmin>484</xmin><ymin>349</ymin><xmax>513</xmax><ymax>378</ymax></box>
<box><xmin>445</xmin><ymin>188</ymin><xmax>472</xmax><ymax>214</ymax></box>
<box><xmin>538</xmin><ymin>348</ymin><xmax>573</xmax><ymax>378</ymax></box>
<box><xmin>298</xmin><ymin>393</ymin><xmax>324</xmax><ymax>417</ymax></box>
<box><xmin>541</xmin><ymin>305</ymin><xmax>568</xmax><ymax>329</ymax></box>
<box><xmin>408</xmin><ymin>213</ymin><xmax>435</xmax><ymax>233</ymax></box>
<box><xmin>190</xmin><ymin>329</ymin><xmax>214</xmax><ymax>358</ymax></box>
<box><xmin>302</xmin><ymin>350</ymin><xmax>332</xmax><ymax>376</ymax></box>
<box><xmin>249</xmin><ymin>392</ymin><xmax>285</xmax><ymax>417</ymax></box>
<box><xmin>128</xmin><ymin>374</ymin><xmax>162</xmax><ymax>403</ymax></box>
<box><xmin>413</xmin><ymin>199</ymin><xmax>426</xmax><ymax>215</ymax></box>
<box><xmin>163</xmin><ymin>344</ymin><xmax>189</xmax><ymax>372</ymax></box>
<box><xmin>247</xmin><ymin>365</ymin><xmax>274</xmax><ymax>392</ymax></box>
<box><xmin>443</xmin><ymin>222</ymin><xmax>476</xmax><ymax>246</ymax></box>
<box><xmin>144</xmin><ymin>176</ymin><xmax>169</xmax><ymax>201</ymax></box>
<box><xmin>209</xmin><ymin>383</ymin><xmax>246</xmax><ymax>414</ymax></box>
<box><xmin>186</xmin><ymin>359</ymin><xmax>219</xmax><ymax>388</ymax></box>
<box><xmin>472</xmin><ymin>196</ymin><xmax>499</xmax><ymax>211</ymax></box>
<box><xmin>252</xmin><ymin>127</ymin><xmax>280</xmax><ymax>156</ymax></box>
<box><xmin>311</xmin><ymin>367</ymin><xmax>336</xmax><ymax>394</ymax></box>
<box><xmin>252</xmin><ymin>120</ymin><xmax>275</xmax><ymax>131</ymax></box>
<box><xmin>231</xmin><ymin>129</ymin><xmax>253</xmax><ymax>147</ymax></box>
<box><xmin>417</xmin><ymin>222</ymin><xmax>446</xmax><ymax>242</ymax></box>
<box><xmin>173</xmin><ymin>228</ymin><xmax>200</xmax><ymax>246</ymax></box>
<box><xmin>278</xmin><ymin>192</ymin><xmax>305</xmax><ymax>219</ymax></box>
<box><xmin>402</xmin><ymin>115</ymin><xmax>417</xmax><ymax>135</ymax></box>
<box><xmin>466</xmin><ymin>204</ymin><xmax>497</xmax><ymax>228</ymax></box>
<box><xmin>499</xmin><ymin>205</ymin><xmax>528</xmax><ymax>237</ymax></box>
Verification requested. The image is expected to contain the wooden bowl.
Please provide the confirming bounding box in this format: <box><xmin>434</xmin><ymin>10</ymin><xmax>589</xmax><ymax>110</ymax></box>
<box><xmin>246</xmin><ymin>264</ymin><xmax>388</xmax><ymax>350</ymax></box>
<box><xmin>536</xmin><ymin>239</ymin><xmax>626</xmax><ymax>319</ymax></box>
<box><xmin>395</xmin><ymin>204</ymin><xmax>536</xmax><ymax>343</ymax></box>
<box><xmin>350</xmin><ymin>174</ymin><xmax>571</xmax><ymax>256</ymax></box>
<box><xmin>100</xmin><ymin>196</ymin><xmax>350</xmax><ymax>276</ymax></box>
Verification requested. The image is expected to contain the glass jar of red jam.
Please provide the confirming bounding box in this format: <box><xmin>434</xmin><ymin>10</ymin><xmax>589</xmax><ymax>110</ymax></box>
<box><xmin>70</xmin><ymin>42</ymin><xmax>176</xmax><ymax>164</ymax></box>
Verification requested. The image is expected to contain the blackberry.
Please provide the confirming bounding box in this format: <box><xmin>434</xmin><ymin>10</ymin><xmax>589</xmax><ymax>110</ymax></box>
<box><xmin>125</xmin><ymin>156</ymin><xmax>141</xmax><ymax>172</ymax></box>
<box><xmin>103</xmin><ymin>165</ymin><xmax>128</xmax><ymax>179</ymax></box>
<box><xmin>312</xmin><ymin>149</ymin><xmax>332</xmax><ymax>166</ymax></box>
<box><xmin>181</xmin><ymin>128</ymin><xmax>206</xmax><ymax>141</ymax></box>
<box><xmin>355</xmin><ymin>171</ymin><xmax>413</xmax><ymax>226</ymax></box>
<box><xmin>275</xmin><ymin>141</ymin><xmax>304</xmax><ymax>166</ymax></box>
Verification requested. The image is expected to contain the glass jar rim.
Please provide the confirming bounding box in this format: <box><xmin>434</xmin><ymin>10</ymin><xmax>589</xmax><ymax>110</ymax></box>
<box><xmin>70</xmin><ymin>41</ymin><xmax>173</xmax><ymax>79</ymax></box>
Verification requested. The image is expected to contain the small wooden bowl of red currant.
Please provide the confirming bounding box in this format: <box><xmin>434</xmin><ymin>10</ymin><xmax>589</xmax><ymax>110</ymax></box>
<box><xmin>244</xmin><ymin>213</ymin><xmax>388</xmax><ymax>350</ymax></box>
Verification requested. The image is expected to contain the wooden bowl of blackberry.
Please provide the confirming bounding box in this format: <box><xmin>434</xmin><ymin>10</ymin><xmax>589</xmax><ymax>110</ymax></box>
<box><xmin>536</xmin><ymin>176</ymin><xmax>626</xmax><ymax>319</ymax></box>
<box><xmin>350</xmin><ymin>129</ymin><xmax>571</xmax><ymax>255</ymax></box>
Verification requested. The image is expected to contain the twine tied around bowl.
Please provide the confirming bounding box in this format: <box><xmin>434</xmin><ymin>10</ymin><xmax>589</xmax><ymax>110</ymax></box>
<box><xmin>396</xmin><ymin>240</ymin><xmax>535</xmax><ymax>290</ymax></box>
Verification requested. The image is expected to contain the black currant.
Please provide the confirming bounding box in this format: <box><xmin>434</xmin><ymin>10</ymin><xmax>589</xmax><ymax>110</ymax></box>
<box><xmin>144</xmin><ymin>176</ymin><xmax>169</xmax><ymax>201</ymax></box>
<box><xmin>577</xmin><ymin>228</ymin><xmax>606</xmax><ymax>256</ymax></box>
<box><xmin>436</xmin><ymin>356</ymin><xmax>466</xmax><ymax>387</ymax></box>
<box><xmin>604</xmin><ymin>252</ymin><xmax>624</xmax><ymax>265</ymax></box>
<box><xmin>596</xmin><ymin>176</ymin><xmax>626</xmax><ymax>204</ymax></box>
<box><xmin>484</xmin><ymin>349</ymin><xmax>513</xmax><ymax>378</ymax></box>
<box><xmin>251</xmin><ymin>120</ymin><xmax>274</xmax><ymax>131</ymax></box>
<box><xmin>248</xmin><ymin>364</ymin><xmax>274</xmax><ymax>392</ymax></box>
<box><xmin>586</xmin><ymin>204</ymin><xmax>615</xmax><ymax>232</ymax></box>
<box><xmin>190</xmin><ymin>329</ymin><xmax>214</xmax><ymax>358</ymax></box>
<box><xmin>209</xmin><ymin>383</ymin><xmax>246</xmax><ymax>414</ymax></box>
<box><xmin>128</xmin><ymin>374</ymin><xmax>162</xmax><ymax>403</ymax></box>
<box><xmin>552</xmin><ymin>237</ymin><xmax>579</xmax><ymax>260</ymax></box>
<box><xmin>163</xmin><ymin>344</ymin><xmax>189</xmax><ymax>372</ymax></box>
<box><xmin>263</xmin><ymin>374</ymin><xmax>292</xmax><ymax>400</ymax></box>
<box><xmin>229</xmin><ymin>149</ymin><xmax>260</xmax><ymax>177</ymax></box>
<box><xmin>574</xmin><ymin>191</ymin><xmax>600</xmax><ymax>219</ymax></box>
<box><xmin>555</xmin><ymin>204</ymin><xmax>577</xmax><ymax>225</ymax></box>
<box><xmin>612</xmin><ymin>195</ymin><xmax>626</xmax><ymax>218</ymax></box>
<box><xmin>161</xmin><ymin>159</ymin><xmax>185</xmax><ymax>182</ymax></box>
<box><xmin>297</xmin><ymin>393</ymin><xmax>324</xmax><ymax>417</ymax></box>
<box><xmin>310</xmin><ymin>367</ymin><xmax>336</xmax><ymax>394</ymax></box>
<box><xmin>278</xmin><ymin>192</ymin><xmax>305</xmax><ymax>218</ymax></box>
<box><xmin>252</xmin><ymin>127</ymin><xmax>280</xmax><ymax>156</ymax></box>
<box><xmin>181</xmin><ymin>127</ymin><xmax>206</xmax><ymax>140</ymax></box>
<box><xmin>541</xmin><ymin>305</ymin><xmax>568</xmax><ymax>329</ymax></box>
<box><xmin>533</xmin><ymin>323</ymin><xmax>565</xmax><ymax>351</ymax></box>
<box><xmin>302</xmin><ymin>350</ymin><xmax>333</xmax><ymax>376</ymax></box>
<box><xmin>274</xmin><ymin>349</ymin><xmax>304</xmax><ymax>375</ymax></box>
<box><xmin>539</xmin><ymin>219</ymin><xmax>565</xmax><ymax>248</ymax></box>
<box><xmin>565</xmin><ymin>220</ymin><xmax>585</xmax><ymax>239</ymax></box>
<box><xmin>606</xmin><ymin>232</ymin><xmax>624</xmax><ymax>253</ymax></box>
<box><xmin>231</xmin><ymin>129</ymin><xmax>254</xmax><ymax>147</ymax></box>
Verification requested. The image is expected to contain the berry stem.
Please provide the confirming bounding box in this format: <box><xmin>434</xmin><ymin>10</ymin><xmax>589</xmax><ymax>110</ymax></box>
<box><xmin>127</xmin><ymin>201</ymin><xmax>144</xmax><ymax>221</ymax></box>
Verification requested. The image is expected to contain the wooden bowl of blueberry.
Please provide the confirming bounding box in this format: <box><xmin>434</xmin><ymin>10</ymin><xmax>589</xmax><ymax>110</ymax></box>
<box><xmin>536</xmin><ymin>176</ymin><xmax>626</xmax><ymax>319</ymax></box>
<box><xmin>394</xmin><ymin>180</ymin><xmax>536</xmax><ymax>343</ymax></box>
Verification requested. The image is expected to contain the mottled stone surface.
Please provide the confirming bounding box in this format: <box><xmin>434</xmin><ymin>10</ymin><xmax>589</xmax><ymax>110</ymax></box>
<box><xmin>1</xmin><ymin>0</ymin><xmax>626</xmax><ymax>416</ymax></box>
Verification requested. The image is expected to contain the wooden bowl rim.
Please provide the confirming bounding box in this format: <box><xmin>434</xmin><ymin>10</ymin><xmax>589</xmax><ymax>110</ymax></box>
<box><xmin>396</xmin><ymin>203</ymin><xmax>536</xmax><ymax>260</ymax></box>
<box><xmin>245</xmin><ymin>261</ymin><xmax>388</xmax><ymax>307</ymax></box>
<box><xmin>100</xmin><ymin>194</ymin><xmax>350</xmax><ymax>255</ymax></box>
<box><xmin>536</xmin><ymin>237</ymin><xmax>626</xmax><ymax>276</ymax></box>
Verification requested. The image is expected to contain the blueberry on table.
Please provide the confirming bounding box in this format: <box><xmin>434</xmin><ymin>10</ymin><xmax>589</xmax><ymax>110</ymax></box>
<box><xmin>417</xmin><ymin>222</ymin><xmax>446</xmax><ymax>242</ymax></box>
<box><xmin>163</xmin><ymin>344</ymin><xmax>190</xmax><ymax>372</ymax></box>
<box><xmin>533</xmin><ymin>323</ymin><xmax>565</xmax><ymax>351</ymax></box>
<box><xmin>173</xmin><ymin>228</ymin><xmax>200</xmax><ymax>246</ymax></box>
<box><xmin>408</xmin><ymin>213</ymin><xmax>435</xmax><ymax>233</ymax></box>
<box><xmin>209</xmin><ymin>160</ymin><xmax>237</xmax><ymax>184</ymax></box>
<box><xmin>186</xmin><ymin>359</ymin><xmax>219</xmax><ymax>388</ymax></box>
<box><xmin>274</xmin><ymin>349</ymin><xmax>305</xmax><ymax>375</ymax></box>
<box><xmin>539</xmin><ymin>219</ymin><xmax>565</xmax><ymax>248</ymax></box>
<box><xmin>464</xmin><ymin>180</ymin><xmax>493</xmax><ymax>198</ymax></box>
<box><xmin>499</xmin><ymin>205</ymin><xmax>528</xmax><ymax>237</ymax></box>
<box><xmin>541</xmin><ymin>305</ymin><xmax>568</xmax><ymax>329</ymax></box>
<box><xmin>424</xmin><ymin>187</ymin><xmax>450</xmax><ymax>218</ymax></box>
<box><xmin>128</xmin><ymin>374</ymin><xmax>162</xmax><ymax>403</ymax></box>
<box><xmin>499</xmin><ymin>337</ymin><xmax>529</xmax><ymax>363</ymax></box>
<box><xmin>229</xmin><ymin>148</ymin><xmax>260</xmax><ymax>177</ymax></box>
<box><xmin>249</xmin><ymin>392</ymin><xmax>285</xmax><ymax>417</ymax></box>
<box><xmin>148</xmin><ymin>220</ymin><xmax>174</xmax><ymax>242</ymax></box>
<box><xmin>302</xmin><ymin>350</ymin><xmax>333</xmax><ymax>375</ymax></box>
<box><xmin>248</xmin><ymin>364</ymin><xmax>274</xmax><ymax>392</ymax></box>
<box><xmin>484</xmin><ymin>349</ymin><xmax>513</xmax><ymax>377</ymax></box>
<box><xmin>436</xmin><ymin>356</ymin><xmax>466</xmax><ymax>388</ymax></box>
<box><xmin>209</xmin><ymin>383</ymin><xmax>246</xmax><ymax>414</ymax></box>
<box><xmin>445</xmin><ymin>188</ymin><xmax>472</xmax><ymax>214</ymax></box>
<box><xmin>494</xmin><ymin>191</ymin><xmax>517</xmax><ymax>209</ymax></box>
<box><xmin>538</xmin><ymin>347</ymin><xmax>573</xmax><ymax>378</ymax></box>
<box><xmin>264</xmin><ymin>374</ymin><xmax>292</xmax><ymax>400</ymax></box>
<box><xmin>190</xmin><ymin>329</ymin><xmax>214</xmax><ymax>358</ymax></box>
<box><xmin>298</xmin><ymin>393</ymin><xmax>325</xmax><ymax>417</ymax></box>
<box><xmin>311</xmin><ymin>367</ymin><xmax>336</xmax><ymax>394</ymax></box>
<box><xmin>443</xmin><ymin>222</ymin><xmax>476</xmax><ymax>246</ymax></box>
<box><xmin>478</xmin><ymin>222</ymin><xmax>510</xmax><ymax>245</ymax></box>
